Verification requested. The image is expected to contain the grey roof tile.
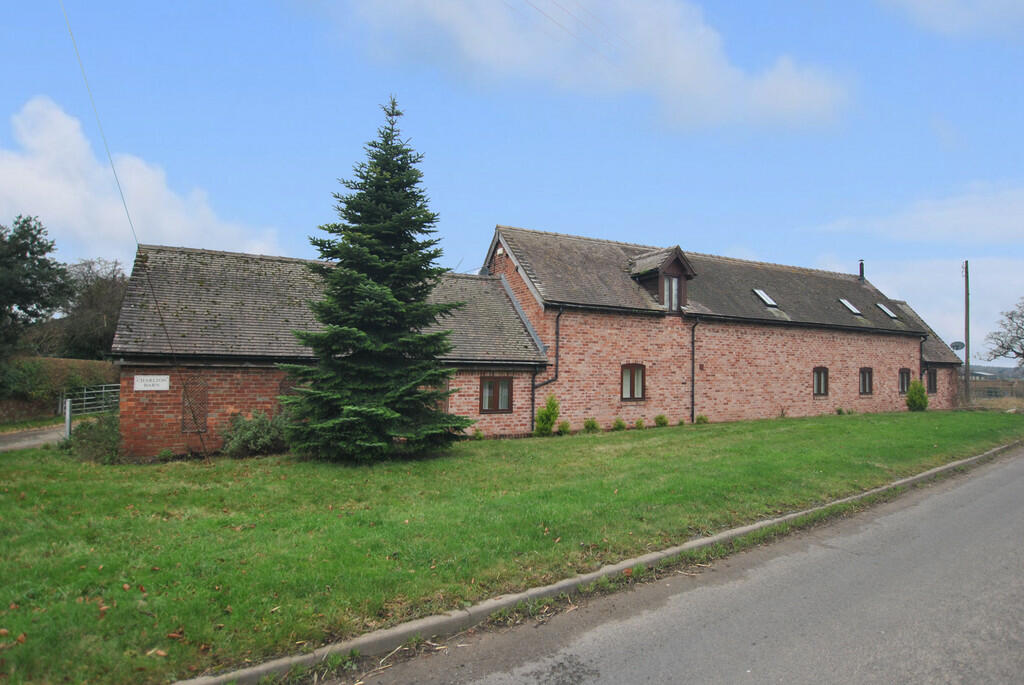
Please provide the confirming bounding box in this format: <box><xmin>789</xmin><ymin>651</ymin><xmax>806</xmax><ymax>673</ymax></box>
<box><xmin>495</xmin><ymin>226</ymin><xmax>930</xmax><ymax>337</ymax></box>
<box><xmin>112</xmin><ymin>245</ymin><xmax>546</xmax><ymax>365</ymax></box>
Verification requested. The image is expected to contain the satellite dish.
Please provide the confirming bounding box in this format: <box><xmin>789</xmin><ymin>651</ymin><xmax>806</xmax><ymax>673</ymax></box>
<box><xmin>950</xmin><ymin>341</ymin><xmax>965</xmax><ymax>350</ymax></box>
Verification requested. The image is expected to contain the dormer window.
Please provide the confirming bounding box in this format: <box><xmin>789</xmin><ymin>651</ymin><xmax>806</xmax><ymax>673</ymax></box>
<box><xmin>663</xmin><ymin>275</ymin><xmax>680</xmax><ymax>310</ymax></box>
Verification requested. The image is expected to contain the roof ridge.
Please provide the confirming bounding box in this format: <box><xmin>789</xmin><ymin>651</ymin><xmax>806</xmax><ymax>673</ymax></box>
<box><xmin>138</xmin><ymin>244</ymin><xmax>321</xmax><ymax>265</ymax></box>
<box><xmin>444</xmin><ymin>272</ymin><xmax>496</xmax><ymax>280</ymax></box>
<box><xmin>683</xmin><ymin>250</ymin><xmax>859</xmax><ymax>281</ymax></box>
<box><xmin>494</xmin><ymin>227</ymin><xmax>861</xmax><ymax>281</ymax></box>
<box><xmin>496</xmin><ymin>225</ymin><xmax>658</xmax><ymax>250</ymax></box>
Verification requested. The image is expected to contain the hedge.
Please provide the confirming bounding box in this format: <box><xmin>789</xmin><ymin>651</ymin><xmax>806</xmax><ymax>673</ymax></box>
<box><xmin>0</xmin><ymin>356</ymin><xmax>118</xmax><ymax>403</ymax></box>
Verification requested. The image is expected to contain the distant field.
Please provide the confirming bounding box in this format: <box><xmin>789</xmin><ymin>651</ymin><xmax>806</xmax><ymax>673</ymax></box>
<box><xmin>2</xmin><ymin>410</ymin><xmax>1022</xmax><ymax>683</ymax></box>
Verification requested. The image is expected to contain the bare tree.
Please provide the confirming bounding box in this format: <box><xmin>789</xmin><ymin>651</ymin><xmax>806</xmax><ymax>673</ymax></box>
<box><xmin>986</xmin><ymin>297</ymin><xmax>1024</xmax><ymax>366</ymax></box>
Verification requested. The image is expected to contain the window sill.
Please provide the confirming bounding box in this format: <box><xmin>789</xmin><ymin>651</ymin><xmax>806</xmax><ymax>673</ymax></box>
<box><xmin>620</xmin><ymin>397</ymin><xmax>647</xmax><ymax>402</ymax></box>
<box><xmin>480</xmin><ymin>409</ymin><xmax>513</xmax><ymax>415</ymax></box>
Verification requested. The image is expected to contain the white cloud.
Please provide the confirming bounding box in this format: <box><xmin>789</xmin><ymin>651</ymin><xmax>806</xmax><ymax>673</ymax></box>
<box><xmin>0</xmin><ymin>96</ymin><xmax>280</xmax><ymax>267</ymax></box>
<box><xmin>883</xmin><ymin>0</ymin><xmax>1024</xmax><ymax>37</ymax></box>
<box><xmin>347</xmin><ymin>0</ymin><xmax>846</xmax><ymax>127</ymax></box>
<box><xmin>821</xmin><ymin>183</ymin><xmax>1024</xmax><ymax>245</ymax></box>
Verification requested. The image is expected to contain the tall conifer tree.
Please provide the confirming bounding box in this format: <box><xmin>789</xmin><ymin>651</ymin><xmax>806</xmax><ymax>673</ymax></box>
<box><xmin>282</xmin><ymin>99</ymin><xmax>471</xmax><ymax>460</ymax></box>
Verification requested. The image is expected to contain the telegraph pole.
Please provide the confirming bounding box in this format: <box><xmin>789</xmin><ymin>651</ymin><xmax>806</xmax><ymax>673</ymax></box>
<box><xmin>964</xmin><ymin>260</ymin><xmax>970</xmax><ymax>405</ymax></box>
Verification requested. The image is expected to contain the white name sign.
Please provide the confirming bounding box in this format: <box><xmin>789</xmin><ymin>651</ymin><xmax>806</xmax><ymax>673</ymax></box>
<box><xmin>134</xmin><ymin>375</ymin><xmax>170</xmax><ymax>391</ymax></box>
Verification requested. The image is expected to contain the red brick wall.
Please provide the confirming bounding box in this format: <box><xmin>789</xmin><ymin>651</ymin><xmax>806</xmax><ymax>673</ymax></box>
<box><xmin>120</xmin><ymin>364</ymin><xmax>539</xmax><ymax>457</ymax></box>
<box><xmin>693</xmin><ymin>321</ymin><xmax>920</xmax><ymax>421</ymax></box>
<box><xmin>928</xmin><ymin>366</ymin><xmax>959</xmax><ymax>410</ymax></box>
<box><xmin>119</xmin><ymin>365</ymin><xmax>288</xmax><ymax>457</ymax></box>
<box><xmin>448</xmin><ymin>367</ymin><xmax>537</xmax><ymax>436</ymax></box>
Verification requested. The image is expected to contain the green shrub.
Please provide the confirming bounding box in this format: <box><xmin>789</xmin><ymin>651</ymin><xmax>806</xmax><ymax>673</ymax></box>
<box><xmin>557</xmin><ymin>420</ymin><xmax>571</xmax><ymax>435</ymax></box>
<box><xmin>220</xmin><ymin>410</ymin><xmax>289</xmax><ymax>458</ymax></box>
<box><xmin>583</xmin><ymin>418</ymin><xmax>600</xmax><ymax>433</ymax></box>
<box><xmin>654</xmin><ymin>414</ymin><xmax>668</xmax><ymax>427</ymax></box>
<box><xmin>634</xmin><ymin>418</ymin><xmax>644</xmax><ymax>430</ymax></box>
<box><xmin>678</xmin><ymin>417</ymin><xmax>688</xmax><ymax>426</ymax></box>
<box><xmin>611</xmin><ymin>417</ymin><xmax>626</xmax><ymax>431</ymax></box>
<box><xmin>906</xmin><ymin>380</ymin><xmax>928</xmax><ymax>411</ymax></box>
<box><xmin>65</xmin><ymin>413</ymin><xmax>122</xmax><ymax>464</ymax></box>
<box><xmin>534</xmin><ymin>395</ymin><xmax>560</xmax><ymax>437</ymax></box>
<box><xmin>472</xmin><ymin>429</ymin><xmax>484</xmax><ymax>440</ymax></box>
<box><xmin>835</xmin><ymin>407</ymin><xmax>844</xmax><ymax>415</ymax></box>
<box><xmin>694</xmin><ymin>414</ymin><xmax>709</xmax><ymax>425</ymax></box>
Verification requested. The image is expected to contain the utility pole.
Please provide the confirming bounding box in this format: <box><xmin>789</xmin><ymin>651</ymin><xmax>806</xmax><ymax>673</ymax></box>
<box><xmin>964</xmin><ymin>260</ymin><xmax>970</xmax><ymax>405</ymax></box>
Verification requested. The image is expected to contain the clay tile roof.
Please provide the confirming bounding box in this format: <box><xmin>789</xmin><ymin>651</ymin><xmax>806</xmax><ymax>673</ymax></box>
<box><xmin>112</xmin><ymin>245</ymin><xmax>546</xmax><ymax>365</ymax></box>
<box><xmin>494</xmin><ymin>225</ymin><xmax>930</xmax><ymax>337</ymax></box>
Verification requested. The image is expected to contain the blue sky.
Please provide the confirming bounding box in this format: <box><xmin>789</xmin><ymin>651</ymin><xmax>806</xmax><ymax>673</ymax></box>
<box><xmin>3</xmin><ymin>1</ymin><xmax>1023</xmax><ymax>364</ymax></box>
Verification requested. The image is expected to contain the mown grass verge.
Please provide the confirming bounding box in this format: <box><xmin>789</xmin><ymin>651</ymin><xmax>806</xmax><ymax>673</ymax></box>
<box><xmin>1</xmin><ymin>411</ymin><xmax>1022</xmax><ymax>683</ymax></box>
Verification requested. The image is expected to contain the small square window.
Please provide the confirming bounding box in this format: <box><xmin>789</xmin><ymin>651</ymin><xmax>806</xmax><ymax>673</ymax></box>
<box><xmin>898</xmin><ymin>368</ymin><xmax>911</xmax><ymax>394</ymax></box>
<box><xmin>926</xmin><ymin>368</ymin><xmax>937</xmax><ymax>394</ymax></box>
<box><xmin>859</xmin><ymin>367</ymin><xmax>873</xmax><ymax>395</ymax></box>
<box><xmin>813</xmin><ymin>367</ymin><xmax>829</xmax><ymax>396</ymax></box>
<box><xmin>621</xmin><ymin>364</ymin><xmax>646</xmax><ymax>400</ymax></box>
<box><xmin>480</xmin><ymin>377</ymin><xmax>513</xmax><ymax>413</ymax></box>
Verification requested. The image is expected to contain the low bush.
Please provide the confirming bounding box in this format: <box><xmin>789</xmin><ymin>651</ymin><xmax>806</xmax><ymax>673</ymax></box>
<box><xmin>557</xmin><ymin>420</ymin><xmax>571</xmax><ymax>435</ymax></box>
<box><xmin>64</xmin><ymin>412</ymin><xmax>122</xmax><ymax>464</ymax></box>
<box><xmin>220</xmin><ymin>410</ymin><xmax>289</xmax><ymax>458</ymax></box>
<box><xmin>534</xmin><ymin>395</ymin><xmax>560</xmax><ymax>437</ymax></box>
<box><xmin>634</xmin><ymin>418</ymin><xmax>645</xmax><ymax>430</ymax></box>
<box><xmin>694</xmin><ymin>414</ymin><xmax>709</xmax><ymax>425</ymax></box>
<box><xmin>583</xmin><ymin>417</ymin><xmax>600</xmax><ymax>433</ymax></box>
<box><xmin>654</xmin><ymin>414</ymin><xmax>668</xmax><ymax>427</ymax></box>
<box><xmin>906</xmin><ymin>380</ymin><xmax>928</xmax><ymax>411</ymax></box>
<box><xmin>835</xmin><ymin>407</ymin><xmax>844</xmax><ymax>415</ymax></box>
<box><xmin>611</xmin><ymin>417</ymin><xmax>626</xmax><ymax>431</ymax></box>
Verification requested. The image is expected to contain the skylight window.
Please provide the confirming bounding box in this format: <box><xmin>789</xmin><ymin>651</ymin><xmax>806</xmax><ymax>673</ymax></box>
<box><xmin>753</xmin><ymin>288</ymin><xmax>778</xmax><ymax>307</ymax></box>
<box><xmin>839</xmin><ymin>298</ymin><xmax>862</xmax><ymax>315</ymax></box>
<box><xmin>876</xmin><ymin>302</ymin><xmax>898</xmax><ymax>319</ymax></box>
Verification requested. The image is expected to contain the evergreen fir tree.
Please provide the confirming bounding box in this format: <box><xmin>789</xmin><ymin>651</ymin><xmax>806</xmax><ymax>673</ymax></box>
<box><xmin>282</xmin><ymin>98</ymin><xmax>472</xmax><ymax>460</ymax></box>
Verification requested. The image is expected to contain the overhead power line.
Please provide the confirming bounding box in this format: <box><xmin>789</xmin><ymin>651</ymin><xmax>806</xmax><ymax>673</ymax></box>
<box><xmin>58</xmin><ymin>0</ymin><xmax>209</xmax><ymax>457</ymax></box>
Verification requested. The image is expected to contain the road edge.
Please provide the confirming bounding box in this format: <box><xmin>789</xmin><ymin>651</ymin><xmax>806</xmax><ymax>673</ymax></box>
<box><xmin>177</xmin><ymin>440</ymin><xmax>1021</xmax><ymax>685</ymax></box>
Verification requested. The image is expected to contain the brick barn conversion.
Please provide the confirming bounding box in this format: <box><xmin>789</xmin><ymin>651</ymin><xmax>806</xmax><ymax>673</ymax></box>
<box><xmin>112</xmin><ymin>226</ymin><xmax>961</xmax><ymax>458</ymax></box>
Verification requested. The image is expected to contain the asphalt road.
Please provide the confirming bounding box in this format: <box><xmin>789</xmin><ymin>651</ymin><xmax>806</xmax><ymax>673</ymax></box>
<box><xmin>354</xmin><ymin>448</ymin><xmax>1024</xmax><ymax>685</ymax></box>
<box><xmin>0</xmin><ymin>425</ymin><xmax>64</xmax><ymax>452</ymax></box>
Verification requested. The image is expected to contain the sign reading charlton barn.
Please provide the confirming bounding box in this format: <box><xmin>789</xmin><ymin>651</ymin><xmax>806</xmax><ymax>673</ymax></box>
<box><xmin>133</xmin><ymin>375</ymin><xmax>170</xmax><ymax>391</ymax></box>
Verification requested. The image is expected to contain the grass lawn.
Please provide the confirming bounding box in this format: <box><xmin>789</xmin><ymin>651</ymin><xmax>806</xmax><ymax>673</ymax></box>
<box><xmin>1</xmin><ymin>411</ymin><xmax>1023</xmax><ymax>683</ymax></box>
